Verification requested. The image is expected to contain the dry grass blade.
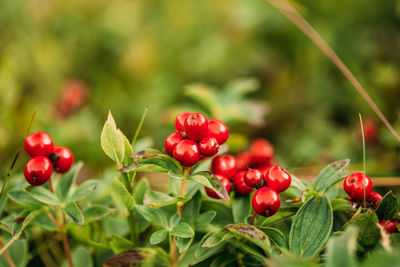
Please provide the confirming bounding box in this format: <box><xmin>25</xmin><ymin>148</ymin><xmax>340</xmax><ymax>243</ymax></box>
<box><xmin>264</xmin><ymin>0</ymin><xmax>400</xmax><ymax>144</ymax></box>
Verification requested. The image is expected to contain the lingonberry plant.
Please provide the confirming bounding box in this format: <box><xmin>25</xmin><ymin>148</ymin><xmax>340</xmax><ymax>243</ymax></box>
<box><xmin>2</xmin><ymin>109</ymin><xmax>400</xmax><ymax>267</ymax></box>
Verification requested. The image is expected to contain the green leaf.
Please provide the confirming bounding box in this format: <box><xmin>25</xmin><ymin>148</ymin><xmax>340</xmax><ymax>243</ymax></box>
<box><xmin>150</xmin><ymin>229</ymin><xmax>169</xmax><ymax>245</ymax></box>
<box><xmin>0</xmin><ymin>238</ymin><xmax>27</xmax><ymax>267</ymax></box>
<box><xmin>64</xmin><ymin>202</ymin><xmax>84</xmax><ymax>225</ymax></box>
<box><xmin>169</xmin><ymin>213</ymin><xmax>181</xmax><ymax>229</ymax></box>
<box><xmin>109</xmin><ymin>235</ymin><xmax>134</xmax><ymax>254</ymax></box>
<box><xmin>12</xmin><ymin>210</ymin><xmax>41</xmax><ymax>239</ymax></box>
<box><xmin>103</xmin><ymin>248</ymin><xmax>169</xmax><ymax>267</ymax></box>
<box><xmin>313</xmin><ymin>159</ymin><xmax>350</xmax><ymax>192</ymax></box>
<box><xmin>176</xmin><ymin>237</ymin><xmax>192</xmax><ymax>254</ymax></box>
<box><xmin>225</xmin><ymin>223</ymin><xmax>271</xmax><ymax>255</ymax></box>
<box><xmin>260</xmin><ymin>208</ymin><xmax>297</xmax><ymax>226</ymax></box>
<box><xmin>375</xmin><ymin>191</ymin><xmax>397</xmax><ymax>221</ymax></box>
<box><xmin>82</xmin><ymin>205</ymin><xmax>116</xmax><ymax>222</ymax></box>
<box><xmin>260</xmin><ymin>226</ymin><xmax>287</xmax><ymax>249</ymax></box>
<box><xmin>26</xmin><ymin>186</ymin><xmax>60</xmax><ymax>206</ymax></box>
<box><xmin>194</xmin><ymin>211</ymin><xmax>216</xmax><ymax>229</ymax></box>
<box><xmin>143</xmin><ymin>190</ymin><xmax>190</xmax><ymax>207</ymax></box>
<box><xmin>201</xmin><ymin>229</ymin><xmax>232</xmax><ymax>248</ymax></box>
<box><xmin>182</xmin><ymin>192</ymin><xmax>201</xmax><ymax>226</ymax></box>
<box><xmin>111</xmin><ymin>177</ymin><xmax>135</xmax><ymax>210</ymax></box>
<box><xmin>133</xmin><ymin>178</ymin><xmax>150</xmax><ymax>204</ymax></box>
<box><xmin>194</xmin><ymin>232</ymin><xmax>227</xmax><ymax>261</ymax></box>
<box><xmin>362</xmin><ymin>250</ymin><xmax>400</xmax><ymax>267</ymax></box>
<box><xmin>232</xmin><ymin>194</ymin><xmax>251</xmax><ymax>223</ymax></box>
<box><xmin>171</xmin><ymin>222</ymin><xmax>194</xmax><ymax>238</ymax></box>
<box><xmin>67</xmin><ymin>180</ymin><xmax>98</xmax><ymax>203</ymax></box>
<box><xmin>201</xmin><ymin>201</ymin><xmax>233</xmax><ymax>228</ymax></box>
<box><xmin>350</xmin><ymin>211</ymin><xmax>380</xmax><ymax>252</ymax></box>
<box><xmin>188</xmin><ymin>171</ymin><xmax>230</xmax><ymax>201</ymax></box>
<box><xmin>65</xmin><ymin>246</ymin><xmax>93</xmax><ymax>267</ymax></box>
<box><xmin>101</xmin><ymin>118</ymin><xmax>125</xmax><ymax>165</ymax></box>
<box><xmin>55</xmin><ymin>162</ymin><xmax>83</xmax><ymax>202</ymax></box>
<box><xmin>331</xmin><ymin>198</ymin><xmax>353</xmax><ymax>212</ymax></box>
<box><xmin>289</xmin><ymin>195</ymin><xmax>333</xmax><ymax>257</ymax></box>
<box><xmin>8</xmin><ymin>190</ymin><xmax>43</xmax><ymax>208</ymax></box>
<box><xmin>325</xmin><ymin>227</ymin><xmax>358</xmax><ymax>267</ymax></box>
<box><xmin>120</xmin><ymin>151</ymin><xmax>182</xmax><ymax>175</ymax></box>
<box><xmin>135</xmin><ymin>205</ymin><xmax>169</xmax><ymax>228</ymax></box>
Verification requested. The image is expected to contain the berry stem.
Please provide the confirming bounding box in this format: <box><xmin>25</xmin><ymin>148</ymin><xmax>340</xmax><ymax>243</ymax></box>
<box><xmin>249</xmin><ymin>211</ymin><xmax>257</xmax><ymax>225</ymax></box>
<box><xmin>359</xmin><ymin>114</ymin><xmax>367</xmax><ymax>208</ymax></box>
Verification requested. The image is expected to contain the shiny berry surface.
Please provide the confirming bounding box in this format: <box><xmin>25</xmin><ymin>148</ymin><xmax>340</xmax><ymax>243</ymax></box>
<box><xmin>184</xmin><ymin>113</ymin><xmax>208</xmax><ymax>141</ymax></box>
<box><xmin>252</xmin><ymin>187</ymin><xmax>280</xmax><ymax>217</ymax></box>
<box><xmin>265</xmin><ymin>165</ymin><xmax>291</xmax><ymax>192</ymax></box>
<box><xmin>343</xmin><ymin>172</ymin><xmax>373</xmax><ymax>201</ymax></box>
<box><xmin>53</xmin><ymin>146</ymin><xmax>74</xmax><ymax>173</ymax></box>
<box><xmin>175</xmin><ymin>112</ymin><xmax>192</xmax><ymax>132</ymax></box>
<box><xmin>205</xmin><ymin>175</ymin><xmax>231</xmax><ymax>199</ymax></box>
<box><xmin>233</xmin><ymin>171</ymin><xmax>253</xmax><ymax>194</ymax></box>
<box><xmin>243</xmin><ymin>169</ymin><xmax>264</xmax><ymax>188</ymax></box>
<box><xmin>380</xmin><ymin>220</ymin><xmax>398</xmax><ymax>234</ymax></box>
<box><xmin>199</xmin><ymin>136</ymin><xmax>219</xmax><ymax>157</ymax></box>
<box><xmin>164</xmin><ymin>132</ymin><xmax>184</xmax><ymax>156</ymax></box>
<box><xmin>249</xmin><ymin>139</ymin><xmax>274</xmax><ymax>167</ymax></box>
<box><xmin>235</xmin><ymin>152</ymin><xmax>251</xmax><ymax>171</ymax></box>
<box><xmin>369</xmin><ymin>192</ymin><xmax>383</xmax><ymax>208</ymax></box>
<box><xmin>208</xmin><ymin>119</ymin><xmax>229</xmax><ymax>145</ymax></box>
<box><xmin>24</xmin><ymin>156</ymin><xmax>53</xmax><ymax>186</ymax></box>
<box><xmin>24</xmin><ymin>132</ymin><xmax>54</xmax><ymax>157</ymax></box>
<box><xmin>211</xmin><ymin>155</ymin><xmax>236</xmax><ymax>179</ymax></box>
<box><xmin>173</xmin><ymin>139</ymin><xmax>200</xmax><ymax>167</ymax></box>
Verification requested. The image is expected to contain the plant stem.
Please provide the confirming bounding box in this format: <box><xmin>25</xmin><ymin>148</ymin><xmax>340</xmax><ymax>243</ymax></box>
<box><xmin>0</xmin><ymin>238</ymin><xmax>16</xmax><ymax>267</ymax></box>
<box><xmin>169</xmin><ymin>235</ymin><xmax>177</xmax><ymax>267</ymax></box>
<box><xmin>121</xmin><ymin>172</ymin><xmax>138</xmax><ymax>246</ymax></box>
<box><xmin>62</xmin><ymin>213</ymin><xmax>74</xmax><ymax>267</ymax></box>
<box><xmin>49</xmin><ymin>178</ymin><xmax>55</xmax><ymax>194</ymax></box>
<box><xmin>249</xmin><ymin>212</ymin><xmax>257</xmax><ymax>225</ymax></box>
<box><xmin>359</xmin><ymin>114</ymin><xmax>367</xmax><ymax>207</ymax></box>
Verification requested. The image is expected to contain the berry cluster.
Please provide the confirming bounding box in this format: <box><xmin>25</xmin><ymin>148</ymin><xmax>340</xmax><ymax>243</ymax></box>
<box><xmin>164</xmin><ymin>112</ymin><xmax>229</xmax><ymax>167</ymax></box>
<box><xmin>205</xmin><ymin>139</ymin><xmax>291</xmax><ymax>218</ymax></box>
<box><xmin>344</xmin><ymin>172</ymin><xmax>382</xmax><ymax>209</ymax></box>
<box><xmin>24</xmin><ymin>132</ymin><xmax>74</xmax><ymax>186</ymax></box>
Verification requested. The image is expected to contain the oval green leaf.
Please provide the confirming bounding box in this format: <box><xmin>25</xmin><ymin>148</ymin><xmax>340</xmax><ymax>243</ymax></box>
<box><xmin>313</xmin><ymin>159</ymin><xmax>350</xmax><ymax>192</ymax></box>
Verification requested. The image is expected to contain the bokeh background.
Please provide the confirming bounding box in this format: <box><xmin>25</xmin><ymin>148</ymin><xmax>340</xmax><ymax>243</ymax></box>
<box><xmin>1</xmin><ymin>0</ymin><xmax>400</xmax><ymax>178</ymax></box>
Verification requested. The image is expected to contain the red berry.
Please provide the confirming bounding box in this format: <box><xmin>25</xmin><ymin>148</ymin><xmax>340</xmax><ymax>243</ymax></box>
<box><xmin>199</xmin><ymin>136</ymin><xmax>219</xmax><ymax>157</ymax></box>
<box><xmin>184</xmin><ymin>113</ymin><xmax>208</xmax><ymax>141</ymax></box>
<box><xmin>258</xmin><ymin>165</ymin><xmax>272</xmax><ymax>177</ymax></box>
<box><xmin>243</xmin><ymin>169</ymin><xmax>264</xmax><ymax>188</ymax></box>
<box><xmin>52</xmin><ymin>146</ymin><xmax>74</xmax><ymax>173</ymax></box>
<box><xmin>380</xmin><ymin>220</ymin><xmax>398</xmax><ymax>234</ymax></box>
<box><xmin>164</xmin><ymin>132</ymin><xmax>184</xmax><ymax>156</ymax></box>
<box><xmin>208</xmin><ymin>119</ymin><xmax>229</xmax><ymax>145</ymax></box>
<box><xmin>175</xmin><ymin>112</ymin><xmax>192</xmax><ymax>132</ymax></box>
<box><xmin>252</xmin><ymin>187</ymin><xmax>280</xmax><ymax>217</ymax></box>
<box><xmin>211</xmin><ymin>155</ymin><xmax>237</xmax><ymax>179</ymax></box>
<box><xmin>265</xmin><ymin>165</ymin><xmax>291</xmax><ymax>192</ymax></box>
<box><xmin>369</xmin><ymin>192</ymin><xmax>383</xmax><ymax>208</ymax></box>
<box><xmin>24</xmin><ymin>132</ymin><xmax>54</xmax><ymax>157</ymax></box>
<box><xmin>343</xmin><ymin>172</ymin><xmax>373</xmax><ymax>201</ymax></box>
<box><xmin>24</xmin><ymin>156</ymin><xmax>53</xmax><ymax>186</ymax></box>
<box><xmin>235</xmin><ymin>152</ymin><xmax>252</xmax><ymax>171</ymax></box>
<box><xmin>205</xmin><ymin>175</ymin><xmax>231</xmax><ymax>199</ymax></box>
<box><xmin>249</xmin><ymin>139</ymin><xmax>274</xmax><ymax>167</ymax></box>
<box><xmin>173</xmin><ymin>139</ymin><xmax>200</xmax><ymax>167</ymax></box>
<box><xmin>233</xmin><ymin>171</ymin><xmax>254</xmax><ymax>195</ymax></box>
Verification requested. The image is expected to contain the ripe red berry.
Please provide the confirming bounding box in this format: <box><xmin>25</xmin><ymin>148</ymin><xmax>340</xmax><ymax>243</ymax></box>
<box><xmin>208</xmin><ymin>119</ymin><xmax>229</xmax><ymax>145</ymax></box>
<box><xmin>233</xmin><ymin>171</ymin><xmax>253</xmax><ymax>195</ymax></box>
<box><xmin>343</xmin><ymin>172</ymin><xmax>373</xmax><ymax>201</ymax></box>
<box><xmin>164</xmin><ymin>132</ymin><xmax>184</xmax><ymax>156</ymax></box>
<box><xmin>175</xmin><ymin>112</ymin><xmax>192</xmax><ymax>132</ymax></box>
<box><xmin>264</xmin><ymin>165</ymin><xmax>291</xmax><ymax>192</ymax></box>
<box><xmin>211</xmin><ymin>155</ymin><xmax>237</xmax><ymax>179</ymax></box>
<box><xmin>52</xmin><ymin>146</ymin><xmax>74</xmax><ymax>173</ymax></box>
<box><xmin>235</xmin><ymin>152</ymin><xmax>252</xmax><ymax>171</ymax></box>
<box><xmin>205</xmin><ymin>175</ymin><xmax>231</xmax><ymax>199</ymax></box>
<box><xmin>252</xmin><ymin>187</ymin><xmax>280</xmax><ymax>217</ymax></box>
<box><xmin>198</xmin><ymin>136</ymin><xmax>219</xmax><ymax>157</ymax></box>
<box><xmin>369</xmin><ymin>192</ymin><xmax>383</xmax><ymax>208</ymax></box>
<box><xmin>249</xmin><ymin>139</ymin><xmax>274</xmax><ymax>167</ymax></box>
<box><xmin>380</xmin><ymin>220</ymin><xmax>398</xmax><ymax>234</ymax></box>
<box><xmin>173</xmin><ymin>139</ymin><xmax>200</xmax><ymax>167</ymax></box>
<box><xmin>24</xmin><ymin>132</ymin><xmax>54</xmax><ymax>157</ymax></box>
<box><xmin>24</xmin><ymin>156</ymin><xmax>53</xmax><ymax>186</ymax></box>
<box><xmin>258</xmin><ymin>165</ymin><xmax>272</xmax><ymax>177</ymax></box>
<box><xmin>243</xmin><ymin>169</ymin><xmax>264</xmax><ymax>188</ymax></box>
<box><xmin>184</xmin><ymin>113</ymin><xmax>208</xmax><ymax>141</ymax></box>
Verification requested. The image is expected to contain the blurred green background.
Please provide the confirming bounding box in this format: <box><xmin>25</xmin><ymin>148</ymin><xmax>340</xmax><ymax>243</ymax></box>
<box><xmin>1</xmin><ymin>0</ymin><xmax>400</xmax><ymax>177</ymax></box>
